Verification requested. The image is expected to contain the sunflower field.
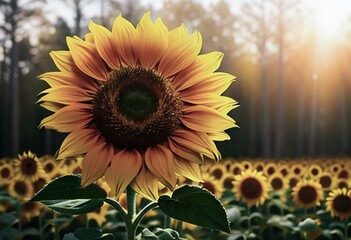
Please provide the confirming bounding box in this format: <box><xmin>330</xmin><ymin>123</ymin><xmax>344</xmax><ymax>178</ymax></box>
<box><xmin>1</xmin><ymin>153</ymin><xmax>351</xmax><ymax>240</ymax></box>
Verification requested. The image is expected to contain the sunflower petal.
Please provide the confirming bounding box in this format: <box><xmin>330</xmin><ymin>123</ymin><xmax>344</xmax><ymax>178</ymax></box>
<box><xmin>180</xmin><ymin>72</ymin><xmax>235</xmax><ymax>96</ymax></box>
<box><xmin>158</xmin><ymin>31</ymin><xmax>202</xmax><ymax>78</ymax></box>
<box><xmin>168</xmin><ymin>138</ymin><xmax>203</xmax><ymax>164</ymax></box>
<box><xmin>38</xmin><ymin>71</ymin><xmax>99</xmax><ymax>91</ymax></box>
<box><xmin>112</xmin><ymin>15</ymin><xmax>137</xmax><ymax>66</ymax></box>
<box><xmin>136</xmin><ymin>12</ymin><xmax>168</xmax><ymax>68</ymax></box>
<box><xmin>130</xmin><ymin>164</ymin><xmax>159</xmax><ymax>201</ymax></box>
<box><xmin>168</xmin><ymin>23</ymin><xmax>188</xmax><ymax>42</ymax></box>
<box><xmin>37</xmin><ymin>86</ymin><xmax>94</xmax><ymax>105</ymax></box>
<box><xmin>180</xmin><ymin>105</ymin><xmax>237</xmax><ymax>133</ymax></box>
<box><xmin>145</xmin><ymin>145</ymin><xmax>177</xmax><ymax>189</ymax></box>
<box><xmin>39</xmin><ymin>104</ymin><xmax>92</xmax><ymax>132</ymax></box>
<box><xmin>171</xmin><ymin>129</ymin><xmax>219</xmax><ymax>160</ymax></box>
<box><xmin>81</xmin><ymin>143</ymin><xmax>114</xmax><ymax>186</ymax></box>
<box><xmin>50</xmin><ymin>51</ymin><xmax>78</xmax><ymax>73</ymax></box>
<box><xmin>174</xmin><ymin>156</ymin><xmax>203</xmax><ymax>182</ymax></box>
<box><xmin>57</xmin><ymin>128</ymin><xmax>102</xmax><ymax>159</ymax></box>
<box><xmin>66</xmin><ymin>37</ymin><xmax>108</xmax><ymax>81</ymax></box>
<box><xmin>105</xmin><ymin>149</ymin><xmax>142</xmax><ymax>198</ymax></box>
<box><xmin>173</xmin><ymin>51</ymin><xmax>224</xmax><ymax>91</ymax></box>
<box><xmin>89</xmin><ymin>21</ymin><xmax>120</xmax><ymax>69</ymax></box>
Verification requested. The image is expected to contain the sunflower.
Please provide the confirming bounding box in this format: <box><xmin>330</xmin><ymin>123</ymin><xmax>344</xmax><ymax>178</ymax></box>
<box><xmin>38</xmin><ymin>12</ymin><xmax>237</xmax><ymax>200</ymax></box>
<box><xmin>220</xmin><ymin>173</ymin><xmax>235</xmax><ymax>192</ymax></box>
<box><xmin>263</xmin><ymin>162</ymin><xmax>277</xmax><ymax>177</ymax></box>
<box><xmin>199</xmin><ymin>172</ymin><xmax>223</xmax><ymax>198</ymax></box>
<box><xmin>0</xmin><ymin>163</ymin><xmax>14</xmax><ymax>185</ymax></box>
<box><xmin>290</xmin><ymin>163</ymin><xmax>306</xmax><ymax>177</ymax></box>
<box><xmin>268</xmin><ymin>173</ymin><xmax>288</xmax><ymax>192</ymax></box>
<box><xmin>291</xmin><ymin>179</ymin><xmax>323</xmax><ymax>209</ymax></box>
<box><xmin>7</xmin><ymin>179</ymin><xmax>34</xmax><ymax>200</ymax></box>
<box><xmin>230</xmin><ymin>162</ymin><xmax>244</xmax><ymax>175</ymax></box>
<box><xmin>233</xmin><ymin>169</ymin><xmax>269</xmax><ymax>207</ymax></box>
<box><xmin>209</xmin><ymin>163</ymin><xmax>227</xmax><ymax>180</ymax></box>
<box><xmin>14</xmin><ymin>151</ymin><xmax>45</xmax><ymax>182</ymax></box>
<box><xmin>307</xmin><ymin>164</ymin><xmax>323</xmax><ymax>179</ymax></box>
<box><xmin>240</xmin><ymin>160</ymin><xmax>253</xmax><ymax>171</ymax></box>
<box><xmin>40</xmin><ymin>156</ymin><xmax>59</xmax><ymax>178</ymax></box>
<box><xmin>326</xmin><ymin>188</ymin><xmax>351</xmax><ymax>220</ymax></box>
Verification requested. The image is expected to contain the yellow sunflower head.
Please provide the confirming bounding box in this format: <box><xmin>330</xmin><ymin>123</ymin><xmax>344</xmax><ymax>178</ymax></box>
<box><xmin>291</xmin><ymin>179</ymin><xmax>323</xmax><ymax>209</ymax></box>
<box><xmin>233</xmin><ymin>169</ymin><xmax>269</xmax><ymax>208</ymax></box>
<box><xmin>0</xmin><ymin>163</ymin><xmax>14</xmax><ymax>185</ymax></box>
<box><xmin>7</xmin><ymin>179</ymin><xmax>34</xmax><ymax>200</ymax></box>
<box><xmin>200</xmin><ymin>172</ymin><xmax>223</xmax><ymax>199</ymax></box>
<box><xmin>263</xmin><ymin>162</ymin><xmax>277</xmax><ymax>177</ymax></box>
<box><xmin>268</xmin><ymin>172</ymin><xmax>288</xmax><ymax>192</ymax></box>
<box><xmin>307</xmin><ymin>164</ymin><xmax>323</xmax><ymax>179</ymax></box>
<box><xmin>14</xmin><ymin>151</ymin><xmax>45</xmax><ymax>182</ymax></box>
<box><xmin>38</xmin><ymin>12</ymin><xmax>237</xmax><ymax>200</ymax></box>
<box><xmin>326</xmin><ymin>188</ymin><xmax>351</xmax><ymax>220</ymax></box>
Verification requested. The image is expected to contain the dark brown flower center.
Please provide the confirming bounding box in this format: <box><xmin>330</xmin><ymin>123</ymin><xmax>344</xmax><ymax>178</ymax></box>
<box><xmin>332</xmin><ymin>195</ymin><xmax>351</xmax><ymax>213</ymax></box>
<box><xmin>14</xmin><ymin>181</ymin><xmax>28</xmax><ymax>196</ymax></box>
<box><xmin>202</xmin><ymin>181</ymin><xmax>216</xmax><ymax>195</ymax></box>
<box><xmin>298</xmin><ymin>185</ymin><xmax>317</xmax><ymax>204</ymax></box>
<box><xmin>319</xmin><ymin>176</ymin><xmax>332</xmax><ymax>188</ymax></box>
<box><xmin>211</xmin><ymin>168</ymin><xmax>223</xmax><ymax>179</ymax></box>
<box><xmin>20</xmin><ymin>158</ymin><xmax>37</xmax><ymax>176</ymax></box>
<box><xmin>240</xmin><ymin>177</ymin><xmax>263</xmax><ymax>199</ymax></box>
<box><xmin>271</xmin><ymin>177</ymin><xmax>283</xmax><ymax>190</ymax></box>
<box><xmin>44</xmin><ymin>162</ymin><xmax>54</xmax><ymax>173</ymax></box>
<box><xmin>93</xmin><ymin>67</ymin><xmax>182</xmax><ymax>150</ymax></box>
<box><xmin>223</xmin><ymin>177</ymin><xmax>234</xmax><ymax>189</ymax></box>
<box><xmin>1</xmin><ymin>167</ymin><xmax>10</xmax><ymax>178</ymax></box>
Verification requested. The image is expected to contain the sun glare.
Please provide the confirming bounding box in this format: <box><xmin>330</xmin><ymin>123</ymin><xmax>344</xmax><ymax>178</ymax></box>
<box><xmin>312</xmin><ymin>0</ymin><xmax>349</xmax><ymax>41</ymax></box>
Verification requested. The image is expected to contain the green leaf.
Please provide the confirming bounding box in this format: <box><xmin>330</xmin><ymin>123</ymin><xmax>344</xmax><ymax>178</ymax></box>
<box><xmin>140</xmin><ymin>228</ymin><xmax>179</xmax><ymax>240</ymax></box>
<box><xmin>63</xmin><ymin>233</ymin><xmax>78</xmax><ymax>240</ymax></box>
<box><xmin>74</xmin><ymin>228</ymin><xmax>102</xmax><ymax>240</ymax></box>
<box><xmin>0</xmin><ymin>213</ymin><xmax>18</xmax><ymax>231</ymax></box>
<box><xmin>30</xmin><ymin>175</ymin><xmax>107</xmax><ymax>201</ymax></box>
<box><xmin>41</xmin><ymin>199</ymin><xmax>104</xmax><ymax>214</ymax></box>
<box><xmin>158</xmin><ymin>185</ymin><xmax>230</xmax><ymax>233</ymax></box>
<box><xmin>298</xmin><ymin>218</ymin><xmax>317</xmax><ymax>232</ymax></box>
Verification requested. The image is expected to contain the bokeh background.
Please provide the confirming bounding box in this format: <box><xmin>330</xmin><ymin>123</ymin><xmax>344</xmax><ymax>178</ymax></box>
<box><xmin>1</xmin><ymin>0</ymin><xmax>351</xmax><ymax>159</ymax></box>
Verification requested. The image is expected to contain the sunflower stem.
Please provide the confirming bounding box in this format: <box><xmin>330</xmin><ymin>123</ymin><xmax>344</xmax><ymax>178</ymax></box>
<box><xmin>132</xmin><ymin>201</ymin><xmax>159</xmax><ymax>232</ymax></box>
<box><xmin>126</xmin><ymin>187</ymin><xmax>137</xmax><ymax>240</ymax></box>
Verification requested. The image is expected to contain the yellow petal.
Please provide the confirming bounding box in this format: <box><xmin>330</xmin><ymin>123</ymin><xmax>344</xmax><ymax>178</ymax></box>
<box><xmin>66</xmin><ymin>36</ymin><xmax>108</xmax><ymax>81</ymax></box>
<box><xmin>171</xmin><ymin>129</ymin><xmax>219</xmax><ymax>160</ymax></box>
<box><xmin>89</xmin><ymin>21</ymin><xmax>120</xmax><ymax>69</ymax></box>
<box><xmin>37</xmin><ymin>86</ymin><xmax>94</xmax><ymax>105</ymax></box>
<box><xmin>181</xmin><ymin>94</ymin><xmax>237</xmax><ymax>109</ymax></box>
<box><xmin>112</xmin><ymin>14</ymin><xmax>137</xmax><ymax>66</ymax></box>
<box><xmin>57</xmin><ymin>128</ymin><xmax>103</xmax><ymax>160</ymax></box>
<box><xmin>180</xmin><ymin>105</ymin><xmax>237</xmax><ymax>133</ymax></box>
<box><xmin>168</xmin><ymin>23</ymin><xmax>188</xmax><ymax>42</ymax></box>
<box><xmin>208</xmin><ymin>132</ymin><xmax>231</xmax><ymax>141</ymax></box>
<box><xmin>145</xmin><ymin>145</ymin><xmax>177</xmax><ymax>189</ymax></box>
<box><xmin>173</xmin><ymin>156</ymin><xmax>203</xmax><ymax>183</ymax></box>
<box><xmin>81</xmin><ymin>142</ymin><xmax>114</xmax><ymax>186</ymax></box>
<box><xmin>39</xmin><ymin>104</ymin><xmax>92</xmax><ymax>132</ymax></box>
<box><xmin>168</xmin><ymin>138</ymin><xmax>203</xmax><ymax>164</ymax></box>
<box><xmin>158</xmin><ymin>31</ymin><xmax>202</xmax><ymax>78</ymax></box>
<box><xmin>173</xmin><ymin>51</ymin><xmax>224</xmax><ymax>91</ymax></box>
<box><xmin>180</xmin><ymin>72</ymin><xmax>235</xmax><ymax>97</ymax></box>
<box><xmin>130</xmin><ymin>164</ymin><xmax>160</xmax><ymax>201</ymax></box>
<box><xmin>39</xmin><ymin>102</ymin><xmax>64</xmax><ymax>112</ymax></box>
<box><xmin>38</xmin><ymin>72</ymin><xmax>99</xmax><ymax>91</ymax></box>
<box><xmin>50</xmin><ymin>51</ymin><xmax>76</xmax><ymax>73</ymax></box>
<box><xmin>136</xmin><ymin>12</ymin><xmax>168</xmax><ymax>68</ymax></box>
<box><xmin>105</xmin><ymin>149</ymin><xmax>142</xmax><ymax>198</ymax></box>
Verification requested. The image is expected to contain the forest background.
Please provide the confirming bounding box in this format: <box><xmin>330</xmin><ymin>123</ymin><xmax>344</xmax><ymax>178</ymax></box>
<box><xmin>1</xmin><ymin>0</ymin><xmax>351</xmax><ymax>159</ymax></box>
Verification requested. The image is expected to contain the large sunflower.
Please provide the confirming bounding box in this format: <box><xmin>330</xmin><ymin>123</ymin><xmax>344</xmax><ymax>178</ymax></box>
<box><xmin>326</xmin><ymin>188</ymin><xmax>351</xmax><ymax>220</ymax></box>
<box><xmin>38</xmin><ymin>12</ymin><xmax>237</xmax><ymax>200</ymax></box>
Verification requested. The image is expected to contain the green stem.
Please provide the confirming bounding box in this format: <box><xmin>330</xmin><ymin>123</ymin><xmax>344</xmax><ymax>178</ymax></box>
<box><xmin>104</xmin><ymin>198</ymin><xmax>128</xmax><ymax>221</ymax></box>
<box><xmin>126</xmin><ymin>187</ymin><xmax>137</xmax><ymax>240</ymax></box>
<box><xmin>132</xmin><ymin>202</ymin><xmax>158</xmax><ymax>231</ymax></box>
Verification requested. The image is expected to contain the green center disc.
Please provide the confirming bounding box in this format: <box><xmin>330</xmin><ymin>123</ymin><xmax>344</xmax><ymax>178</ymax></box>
<box><xmin>117</xmin><ymin>86</ymin><xmax>158</xmax><ymax>122</ymax></box>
